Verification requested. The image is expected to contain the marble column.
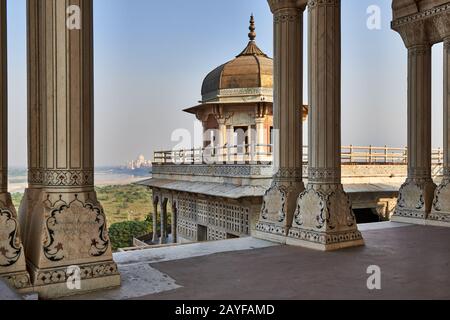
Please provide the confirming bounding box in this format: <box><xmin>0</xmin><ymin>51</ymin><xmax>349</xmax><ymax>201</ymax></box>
<box><xmin>0</xmin><ymin>0</ymin><xmax>32</xmax><ymax>291</ymax></box>
<box><xmin>214</xmin><ymin>107</ymin><xmax>231</xmax><ymax>163</ymax></box>
<box><xmin>392</xmin><ymin>20</ymin><xmax>436</xmax><ymax>223</ymax></box>
<box><xmin>217</xmin><ymin>118</ymin><xmax>227</xmax><ymax>162</ymax></box>
<box><xmin>160</xmin><ymin>199</ymin><xmax>168</xmax><ymax>244</ymax></box>
<box><xmin>430</xmin><ymin>37</ymin><xmax>450</xmax><ymax>224</ymax></box>
<box><xmin>19</xmin><ymin>0</ymin><xmax>44</xmax><ymax>251</ymax></box>
<box><xmin>255</xmin><ymin>0</ymin><xmax>305</xmax><ymax>243</ymax></box>
<box><xmin>287</xmin><ymin>0</ymin><xmax>363</xmax><ymax>250</ymax></box>
<box><xmin>25</xmin><ymin>0</ymin><xmax>120</xmax><ymax>299</ymax></box>
<box><xmin>255</xmin><ymin>103</ymin><xmax>267</xmax><ymax>162</ymax></box>
<box><xmin>152</xmin><ymin>196</ymin><xmax>159</xmax><ymax>243</ymax></box>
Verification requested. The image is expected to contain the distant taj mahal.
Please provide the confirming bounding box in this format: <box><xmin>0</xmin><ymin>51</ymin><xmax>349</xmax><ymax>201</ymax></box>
<box><xmin>126</xmin><ymin>155</ymin><xmax>152</xmax><ymax>170</ymax></box>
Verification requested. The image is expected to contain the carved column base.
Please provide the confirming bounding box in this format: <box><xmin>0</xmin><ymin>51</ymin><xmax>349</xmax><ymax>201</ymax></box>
<box><xmin>25</xmin><ymin>190</ymin><xmax>120</xmax><ymax>299</ymax></box>
<box><xmin>287</xmin><ymin>184</ymin><xmax>364</xmax><ymax>251</ymax></box>
<box><xmin>18</xmin><ymin>187</ymin><xmax>42</xmax><ymax>248</ymax></box>
<box><xmin>428</xmin><ymin>178</ymin><xmax>450</xmax><ymax>227</ymax></box>
<box><xmin>2</xmin><ymin>270</ymin><xmax>32</xmax><ymax>293</ymax></box>
<box><xmin>392</xmin><ymin>179</ymin><xmax>436</xmax><ymax>223</ymax></box>
<box><xmin>29</xmin><ymin>259</ymin><xmax>120</xmax><ymax>300</ymax></box>
<box><xmin>255</xmin><ymin>171</ymin><xmax>304</xmax><ymax>243</ymax></box>
<box><xmin>0</xmin><ymin>193</ymin><xmax>32</xmax><ymax>291</ymax></box>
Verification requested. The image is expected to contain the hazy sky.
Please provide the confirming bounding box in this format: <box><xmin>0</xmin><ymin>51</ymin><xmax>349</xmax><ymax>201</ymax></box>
<box><xmin>6</xmin><ymin>0</ymin><xmax>445</xmax><ymax>167</ymax></box>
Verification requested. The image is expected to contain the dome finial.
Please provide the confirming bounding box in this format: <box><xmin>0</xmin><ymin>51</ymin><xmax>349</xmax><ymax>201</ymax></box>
<box><xmin>248</xmin><ymin>14</ymin><xmax>256</xmax><ymax>41</ymax></box>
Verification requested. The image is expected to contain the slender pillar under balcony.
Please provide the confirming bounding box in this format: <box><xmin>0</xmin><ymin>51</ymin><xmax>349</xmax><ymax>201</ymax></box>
<box><xmin>255</xmin><ymin>104</ymin><xmax>267</xmax><ymax>162</ymax></box>
<box><xmin>287</xmin><ymin>0</ymin><xmax>364</xmax><ymax>250</ymax></box>
<box><xmin>26</xmin><ymin>0</ymin><xmax>120</xmax><ymax>299</ymax></box>
<box><xmin>0</xmin><ymin>0</ymin><xmax>31</xmax><ymax>291</ymax></box>
<box><xmin>152</xmin><ymin>197</ymin><xmax>159</xmax><ymax>243</ymax></box>
<box><xmin>217</xmin><ymin>118</ymin><xmax>227</xmax><ymax>163</ymax></box>
<box><xmin>255</xmin><ymin>0</ymin><xmax>305</xmax><ymax>243</ymax></box>
<box><xmin>430</xmin><ymin>36</ymin><xmax>450</xmax><ymax>224</ymax></box>
<box><xmin>392</xmin><ymin>20</ymin><xmax>436</xmax><ymax>223</ymax></box>
<box><xmin>160</xmin><ymin>199</ymin><xmax>168</xmax><ymax>244</ymax></box>
<box><xmin>19</xmin><ymin>0</ymin><xmax>44</xmax><ymax>251</ymax></box>
<box><xmin>171</xmin><ymin>201</ymin><xmax>178</xmax><ymax>243</ymax></box>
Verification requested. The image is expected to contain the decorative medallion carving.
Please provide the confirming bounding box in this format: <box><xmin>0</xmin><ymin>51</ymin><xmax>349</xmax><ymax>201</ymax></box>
<box><xmin>261</xmin><ymin>185</ymin><xmax>288</xmax><ymax>223</ymax></box>
<box><xmin>396</xmin><ymin>181</ymin><xmax>425</xmax><ymax>211</ymax></box>
<box><xmin>0</xmin><ymin>208</ymin><xmax>22</xmax><ymax>267</ymax></box>
<box><xmin>42</xmin><ymin>196</ymin><xmax>110</xmax><ymax>262</ymax></box>
<box><xmin>394</xmin><ymin>178</ymin><xmax>436</xmax><ymax>219</ymax></box>
<box><xmin>432</xmin><ymin>179</ymin><xmax>450</xmax><ymax>212</ymax></box>
<box><xmin>293</xmin><ymin>184</ymin><xmax>356</xmax><ymax>233</ymax></box>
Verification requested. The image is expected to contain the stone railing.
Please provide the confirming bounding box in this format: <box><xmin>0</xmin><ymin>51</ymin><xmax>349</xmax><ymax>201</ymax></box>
<box><xmin>154</xmin><ymin>145</ymin><xmax>444</xmax><ymax>166</ymax></box>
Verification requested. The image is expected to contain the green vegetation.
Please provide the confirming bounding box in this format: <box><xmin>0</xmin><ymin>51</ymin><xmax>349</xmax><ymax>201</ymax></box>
<box><xmin>96</xmin><ymin>185</ymin><xmax>153</xmax><ymax>225</ymax></box>
<box><xmin>108</xmin><ymin>220</ymin><xmax>152</xmax><ymax>251</ymax></box>
<box><xmin>11</xmin><ymin>193</ymin><xmax>23</xmax><ymax>209</ymax></box>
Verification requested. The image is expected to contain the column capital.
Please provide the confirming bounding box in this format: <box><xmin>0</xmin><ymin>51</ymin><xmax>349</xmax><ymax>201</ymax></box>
<box><xmin>255</xmin><ymin>103</ymin><xmax>269</xmax><ymax>119</ymax></box>
<box><xmin>307</xmin><ymin>0</ymin><xmax>340</xmax><ymax>9</ymax></box>
<box><xmin>392</xmin><ymin>8</ymin><xmax>450</xmax><ymax>47</ymax></box>
<box><xmin>213</xmin><ymin>108</ymin><xmax>232</xmax><ymax>124</ymax></box>
<box><xmin>407</xmin><ymin>43</ymin><xmax>432</xmax><ymax>56</ymax></box>
<box><xmin>434</xmin><ymin>12</ymin><xmax>450</xmax><ymax>41</ymax></box>
<box><xmin>268</xmin><ymin>0</ymin><xmax>307</xmax><ymax>13</ymax></box>
<box><xmin>394</xmin><ymin>19</ymin><xmax>430</xmax><ymax>48</ymax></box>
<box><xmin>444</xmin><ymin>37</ymin><xmax>450</xmax><ymax>49</ymax></box>
<box><xmin>195</xmin><ymin>111</ymin><xmax>210</xmax><ymax>123</ymax></box>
